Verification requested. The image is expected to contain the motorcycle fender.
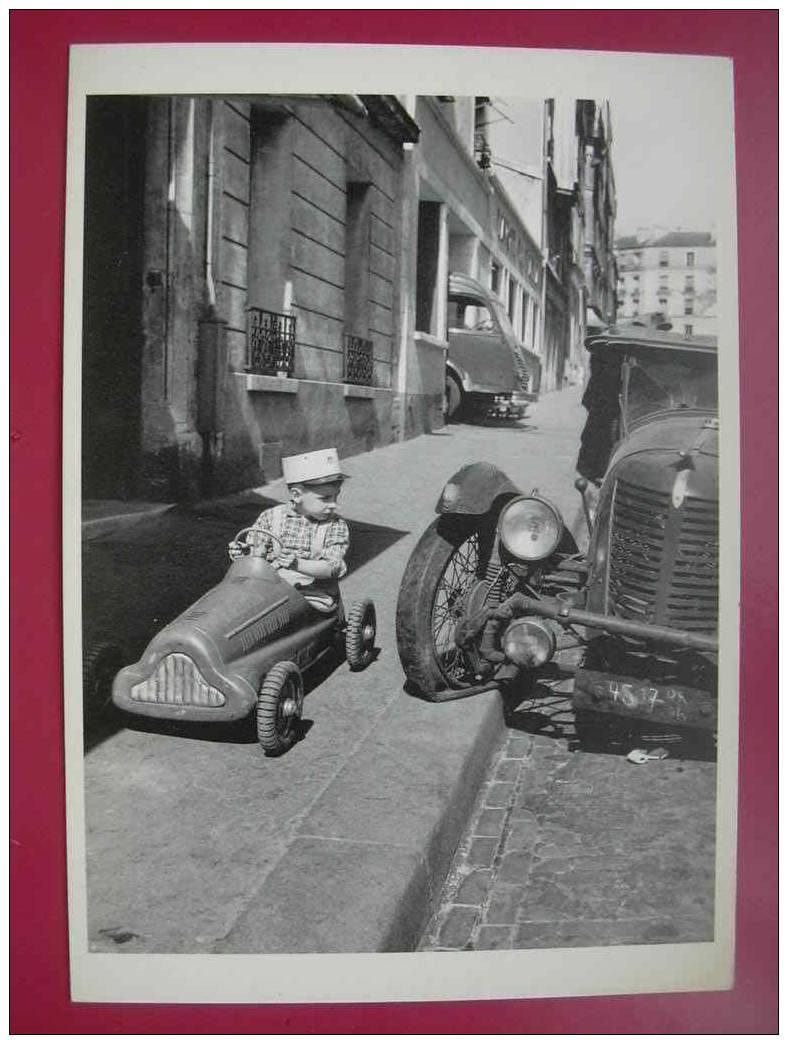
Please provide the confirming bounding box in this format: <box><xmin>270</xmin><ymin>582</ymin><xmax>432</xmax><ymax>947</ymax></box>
<box><xmin>435</xmin><ymin>461</ymin><xmax>520</xmax><ymax>515</ymax></box>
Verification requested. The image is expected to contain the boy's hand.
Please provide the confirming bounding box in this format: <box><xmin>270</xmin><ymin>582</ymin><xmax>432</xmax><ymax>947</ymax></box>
<box><xmin>228</xmin><ymin>540</ymin><xmax>246</xmax><ymax>560</ymax></box>
<box><xmin>272</xmin><ymin>551</ymin><xmax>296</xmax><ymax>570</ymax></box>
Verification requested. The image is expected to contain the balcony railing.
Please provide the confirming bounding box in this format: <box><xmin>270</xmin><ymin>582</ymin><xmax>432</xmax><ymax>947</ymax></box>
<box><xmin>343</xmin><ymin>333</ymin><xmax>374</xmax><ymax>386</ymax></box>
<box><xmin>247</xmin><ymin>308</ymin><xmax>296</xmax><ymax>376</ymax></box>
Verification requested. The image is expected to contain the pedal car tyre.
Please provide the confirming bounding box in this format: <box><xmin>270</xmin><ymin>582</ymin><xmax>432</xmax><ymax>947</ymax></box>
<box><xmin>396</xmin><ymin>515</ymin><xmax>492</xmax><ymax>700</ymax></box>
<box><xmin>83</xmin><ymin>641</ymin><xmax>124</xmax><ymax>718</ymax></box>
<box><xmin>346</xmin><ymin>599</ymin><xmax>376</xmax><ymax>671</ymax></box>
<box><xmin>256</xmin><ymin>661</ymin><xmax>304</xmax><ymax>755</ymax></box>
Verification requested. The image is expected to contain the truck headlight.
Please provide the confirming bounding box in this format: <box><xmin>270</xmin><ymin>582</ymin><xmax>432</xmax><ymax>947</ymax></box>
<box><xmin>499</xmin><ymin>495</ymin><xmax>563</xmax><ymax>561</ymax></box>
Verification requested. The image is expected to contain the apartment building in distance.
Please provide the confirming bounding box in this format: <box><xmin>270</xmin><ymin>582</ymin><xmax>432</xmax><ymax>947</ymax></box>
<box><xmin>616</xmin><ymin>230</ymin><xmax>717</xmax><ymax>336</ymax></box>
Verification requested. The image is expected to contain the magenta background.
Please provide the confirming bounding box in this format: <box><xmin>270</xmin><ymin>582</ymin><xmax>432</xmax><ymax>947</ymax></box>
<box><xmin>9</xmin><ymin>10</ymin><xmax>777</xmax><ymax>1035</ymax></box>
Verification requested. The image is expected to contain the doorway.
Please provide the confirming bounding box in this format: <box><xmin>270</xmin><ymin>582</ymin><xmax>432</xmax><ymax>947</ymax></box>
<box><xmin>82</xmin><ymin>97</ymin><xmax>147</xmax><ymax>499</ymax></box>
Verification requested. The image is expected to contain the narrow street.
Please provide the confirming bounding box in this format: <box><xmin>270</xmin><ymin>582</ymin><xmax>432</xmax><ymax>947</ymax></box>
<box><xmin>82</xmin><ymin>384</ymin><xmax>716</xmax><ymax>954</ymax></box>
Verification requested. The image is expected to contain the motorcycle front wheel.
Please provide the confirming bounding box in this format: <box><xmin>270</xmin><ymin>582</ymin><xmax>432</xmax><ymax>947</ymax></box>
<box><xmin>396</xmin><ymin>515</ymin><xmax>493</xmax><ymax>700</ymax></box>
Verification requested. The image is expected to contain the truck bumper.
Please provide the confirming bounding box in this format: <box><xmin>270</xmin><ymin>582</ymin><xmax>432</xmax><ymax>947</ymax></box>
<box><xmin>467</xmin><ymin>392</ymin><xmax>530</xmax><ymax>419</ymax></box>
<box><xmin>573</xmin><ymin>667</ymin><xmax>717</xmax><ymax>730</ymax></box>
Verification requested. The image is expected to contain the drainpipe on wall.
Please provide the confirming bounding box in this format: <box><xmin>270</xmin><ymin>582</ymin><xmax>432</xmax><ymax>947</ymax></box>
<box><xmin>205</xmin><ymin>99</ymin><xmax>217</xmax><ymax>314</ymax></box>
<box><xmin>538</xmin><ymin>100</ymin><xmax>550</xmax><ymax>390</ymax></box>
<box><xmin>197</xmin><ymin>99</ymin><xmax>227</xmax><ymax>495</ymax></box>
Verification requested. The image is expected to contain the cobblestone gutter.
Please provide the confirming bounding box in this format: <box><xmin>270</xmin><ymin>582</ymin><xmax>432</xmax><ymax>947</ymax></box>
<box><xmin>420</xmin><ymin>713</ymin><xmax>717</xmax><ymax>952</ymax></box>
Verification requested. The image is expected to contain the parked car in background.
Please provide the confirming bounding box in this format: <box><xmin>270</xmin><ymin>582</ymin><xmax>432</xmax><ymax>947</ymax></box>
<box><xmin>397</xmin><ymin>322</ymin><xmax>719</xmax><ymax>748</ymax></box>
<box><xmin>445</xmin><ymin>272</ymin><xmax>541</xmax><ymax>422</ymax></box>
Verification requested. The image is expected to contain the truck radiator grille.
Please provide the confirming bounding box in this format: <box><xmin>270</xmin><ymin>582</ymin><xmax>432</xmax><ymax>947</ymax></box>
<box><xmin>130</xmin><ymin>653</ymin><xmax>226</xmax><ymax>707</ymax></box>
<box><xmin>511</xmin><ymin>348</ymin><xmax>531</xmax><ymax>391</ymax></box>
<box><xmin>609</xmin><ymin>479</ymin><xmax>718</xmax><ymax>635</ymax></box>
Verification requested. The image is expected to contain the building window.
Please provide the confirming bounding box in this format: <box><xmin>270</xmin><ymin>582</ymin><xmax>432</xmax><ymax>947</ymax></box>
<box><xmin>684</xmin><ymin>299</ymin><xmax>694</xmax><ymax>316</ymax></box>
<box><xmin>686</xmin><ymin>251</ymin><xmax>695</xmax><ymax>267</ymax></box>
<box><xmin>659</xmin><ymin>252</ymin><xmax>669</xmax><ymax>267</ymax></box>
<box><xmin>684</xmin><ymin>274</ymin><xmax>695</xmax><ymax>291</ymax></box>
<box><xmin>658</xmin><ymin>298</ymin><xmax>667</xmax><ymax>309</ymax></box>
<box><xmin>415</xmin><ymin>200</ymin><xmax>442</xmax><ymax>334</ymax></box>
<box><xmin>508</xmin><ymin>276</ymin><xmax>517</xmax><ymax>324</ymax></box>
<box><xmin>632</xmin><ymin>272</ymin><xmax>639</xmax><ymax>282</ymax></box>
<box><xmin>490</xmin><ymin>259</ymin><xmax>501</xmax><ymax>294</ymax></box>
<box><xmin>521</xmin><ymin>290</ymin><xmax>529</xmax><ymax>343</ymax></box>
<box><xmin>684</xmin><ymin>324</ymin><xmax>694</xmax><ymax>336</ymax></box>
<box><xmin>345</xmin><ymin>180</ymin><xmax>372</xmax><ymax>339</ymax></box>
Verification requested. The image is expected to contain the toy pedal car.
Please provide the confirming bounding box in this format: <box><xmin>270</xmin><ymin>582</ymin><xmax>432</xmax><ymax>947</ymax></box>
<box><xmin>109</xmin><ymin>526</ymin><xmax>376</xmax><ymax>755</ymax></box>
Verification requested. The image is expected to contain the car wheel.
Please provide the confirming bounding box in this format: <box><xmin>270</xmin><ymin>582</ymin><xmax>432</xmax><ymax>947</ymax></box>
<box><xmin>445</xmin><ymin>374</ymin><xmax>463</xmax><ymax>422</ymax></box>
<box><xmin>346</xmin><ymin>599</ymin><xmax>376</xmax><ymax>671</ymax></box>
<box><xmin>256</xmin><ymin>661</ymin><xmax>304</xmax><ymax>755</ymax></box>
<box><xmin>83</xmin><ymin>641</ymin><xmax>123</xmax><ymax>719</ymax></box>
<box><xmin>395</xmin><ymin>515</ymin><xmax>495</xmax><ymax>699</ymax></box>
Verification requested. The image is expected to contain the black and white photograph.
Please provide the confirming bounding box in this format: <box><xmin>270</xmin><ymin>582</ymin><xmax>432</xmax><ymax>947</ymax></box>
<box><xmin>64</xmin><ymin>44</ymin><xmax>739</xmax><ymax>1004</ymax></box>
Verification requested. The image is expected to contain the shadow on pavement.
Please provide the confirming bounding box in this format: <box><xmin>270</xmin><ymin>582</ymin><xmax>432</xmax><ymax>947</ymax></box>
<box><xmin>570</xmin><ymin>710</ymin><xmax>718</xmax><ymax>763</ymax></box>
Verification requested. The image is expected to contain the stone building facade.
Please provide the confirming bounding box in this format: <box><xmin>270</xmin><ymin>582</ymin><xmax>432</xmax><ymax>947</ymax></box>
<box><xmin>81</xmin><ymin>93</ymin><xmax>611</xmax><ymax>504</ymax></box>
<box><xmin>82</xmin><ymin>94</ymin><xmax>417</xmax><ymax>502</ymax></box>
<box><xmin>616</xmin><ymin>230</ymin><xmax>717</xmax><ymax>336</ymax></box>
<box><xmin>395</xmin><ymin>96</ymin><xmax>543</xmax><ymax>437</ymax></box>
<box><xmin>540</xmin><ymin>99</ymin><xmax>617</xmax><ymax>391</ymax></box>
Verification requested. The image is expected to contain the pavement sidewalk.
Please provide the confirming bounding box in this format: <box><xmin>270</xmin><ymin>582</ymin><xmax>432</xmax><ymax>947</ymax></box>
<box><xmin>82</xmin><ymin>385</ymin><xmax>588</xmax><ymax>953</ymax></box>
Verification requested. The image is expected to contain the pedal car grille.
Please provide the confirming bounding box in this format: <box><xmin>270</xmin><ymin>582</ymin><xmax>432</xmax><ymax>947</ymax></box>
<box><xmin>609</xmin><ymin>480</ymin><xmax>718</xmax><ymax>635</ymax></box>
<box><xmin>130</xmin><ymin>653</ymin><xmax>226</xmax><ymax>707</ymax></box>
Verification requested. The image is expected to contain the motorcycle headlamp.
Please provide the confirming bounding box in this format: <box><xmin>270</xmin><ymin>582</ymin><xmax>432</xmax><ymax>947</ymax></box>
<box><xmin>499</xmin><ymin>495</ymin><xmax>563</xmax><ymax>562</ymax></box>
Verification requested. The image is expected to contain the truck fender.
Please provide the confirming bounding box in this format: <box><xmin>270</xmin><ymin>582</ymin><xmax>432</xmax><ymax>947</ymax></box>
<box><xmin>435</xmin><ymin>461</ymin><xmax>520</xmax><ymax>515</ymax></box>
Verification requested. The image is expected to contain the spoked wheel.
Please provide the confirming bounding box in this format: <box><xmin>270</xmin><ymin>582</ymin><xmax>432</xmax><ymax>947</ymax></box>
<box><xmin>256</xmin><ymin>661</ymin><xmax>304</xmax><ymax>756</ymax></box>
<box><xmin>346</xmin><ymin>599</ymin><xmax>377</xmax><ymax>671</ymax></box>
<box><xmin>396</xmin><ymin>516</ymin><xmax>494</xmax><ymax>699</ymax></box>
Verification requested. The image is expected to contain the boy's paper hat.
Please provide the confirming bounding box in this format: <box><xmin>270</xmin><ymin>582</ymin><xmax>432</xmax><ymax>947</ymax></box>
<box><xmin>282</xmin><ymin>447</ymin><xmax>348</xmax><ymax>486</ymax></box>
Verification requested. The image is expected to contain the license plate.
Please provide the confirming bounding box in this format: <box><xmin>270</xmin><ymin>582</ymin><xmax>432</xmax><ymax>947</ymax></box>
<box><xmin>574</xmin><ymin>668</ymin><xmax>716</xmax><ymax>729</ymax></box>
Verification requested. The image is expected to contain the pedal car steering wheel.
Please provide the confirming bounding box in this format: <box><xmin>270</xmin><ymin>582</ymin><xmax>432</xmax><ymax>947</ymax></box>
<box><xmin>230</xmin><ymin>526</ymin><xmax>285</xmax><ymax>561</ymax></box>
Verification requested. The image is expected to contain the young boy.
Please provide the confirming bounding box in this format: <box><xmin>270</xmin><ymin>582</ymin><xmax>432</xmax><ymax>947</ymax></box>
<box><xmin>229</xmin><ymin>447</ymin><xmax>350</xmax><ymax>609</ymax></box>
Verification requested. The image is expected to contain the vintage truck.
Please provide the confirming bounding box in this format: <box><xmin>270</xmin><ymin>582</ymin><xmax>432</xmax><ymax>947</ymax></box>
<box><xmin>445</xmin><ymin>272</ymin><xmax>541</xmax><ymax>421</ymax></box>
<box><xmin>396</xmin><ymin>322</ymin><xmax>719</xmax><ymax>740</ymax></box>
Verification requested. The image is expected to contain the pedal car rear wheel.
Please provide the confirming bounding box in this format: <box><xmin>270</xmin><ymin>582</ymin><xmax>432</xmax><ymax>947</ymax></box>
<box><xmin>256</xmin><ymin>661</ymin><xmax>304</xmax><ymax>755</ymax></box>
<box><xmin>83</xmin><ymin>641</ymin><xmax>123</xmax><ymax>719</ymax></box>
<box><xmin>346</xmin><ymin>599</ymin><xmax>376</xmax><ymax>670</ymax></box>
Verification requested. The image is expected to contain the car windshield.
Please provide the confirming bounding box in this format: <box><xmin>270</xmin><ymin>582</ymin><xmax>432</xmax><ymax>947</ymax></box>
<box><xmin>448</xmin><ymin>297</ymin><xmax>496</xmax><ymax>332</ymax></box>
<box><xmin>623</xmin><ymin>351</ymin><xmax>718</xmax><ymax>427</ymax></box>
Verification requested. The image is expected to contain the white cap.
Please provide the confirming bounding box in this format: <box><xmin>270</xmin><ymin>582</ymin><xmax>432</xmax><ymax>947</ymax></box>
<box><xmin>282</xmin><ymin>447</ymin><xmax>348</xmax><ymax>486</ymax></box>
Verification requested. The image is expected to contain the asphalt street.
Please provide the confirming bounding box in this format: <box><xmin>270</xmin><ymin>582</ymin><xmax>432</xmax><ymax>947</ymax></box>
<box><xmin>81</xmin><ymin>384</ymin><xmax>716</xmax><ymax>954</ymax></box>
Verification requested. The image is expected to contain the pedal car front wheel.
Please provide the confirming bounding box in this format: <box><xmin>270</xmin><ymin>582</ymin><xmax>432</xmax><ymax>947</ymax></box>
<box><xmin>256</xmin><ymin>661</ymin><xmax>304</xmax><ymax>755</ymax></box>
<box><xmin>346</xmin><ymin>599</ymin><xmax>376</xmax><ymax>670</ymax></box>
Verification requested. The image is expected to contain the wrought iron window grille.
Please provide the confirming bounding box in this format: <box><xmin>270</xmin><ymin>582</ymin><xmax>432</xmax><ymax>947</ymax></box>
<box><xmin>343</xmin><ymin>333</ymin><xmax>374</xmax><ymax>386</ymax></box>
<box><xmin>246</xmin><ymin>307</ymin><xmax>296</xmax><ymax>377</ymax></box>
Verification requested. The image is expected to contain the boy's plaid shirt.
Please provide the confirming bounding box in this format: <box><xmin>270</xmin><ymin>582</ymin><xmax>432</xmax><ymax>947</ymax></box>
<box><xmin>248</xmin><ymin>505</ymin><xmax>349</xmax><ymax>577</ymax></box>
